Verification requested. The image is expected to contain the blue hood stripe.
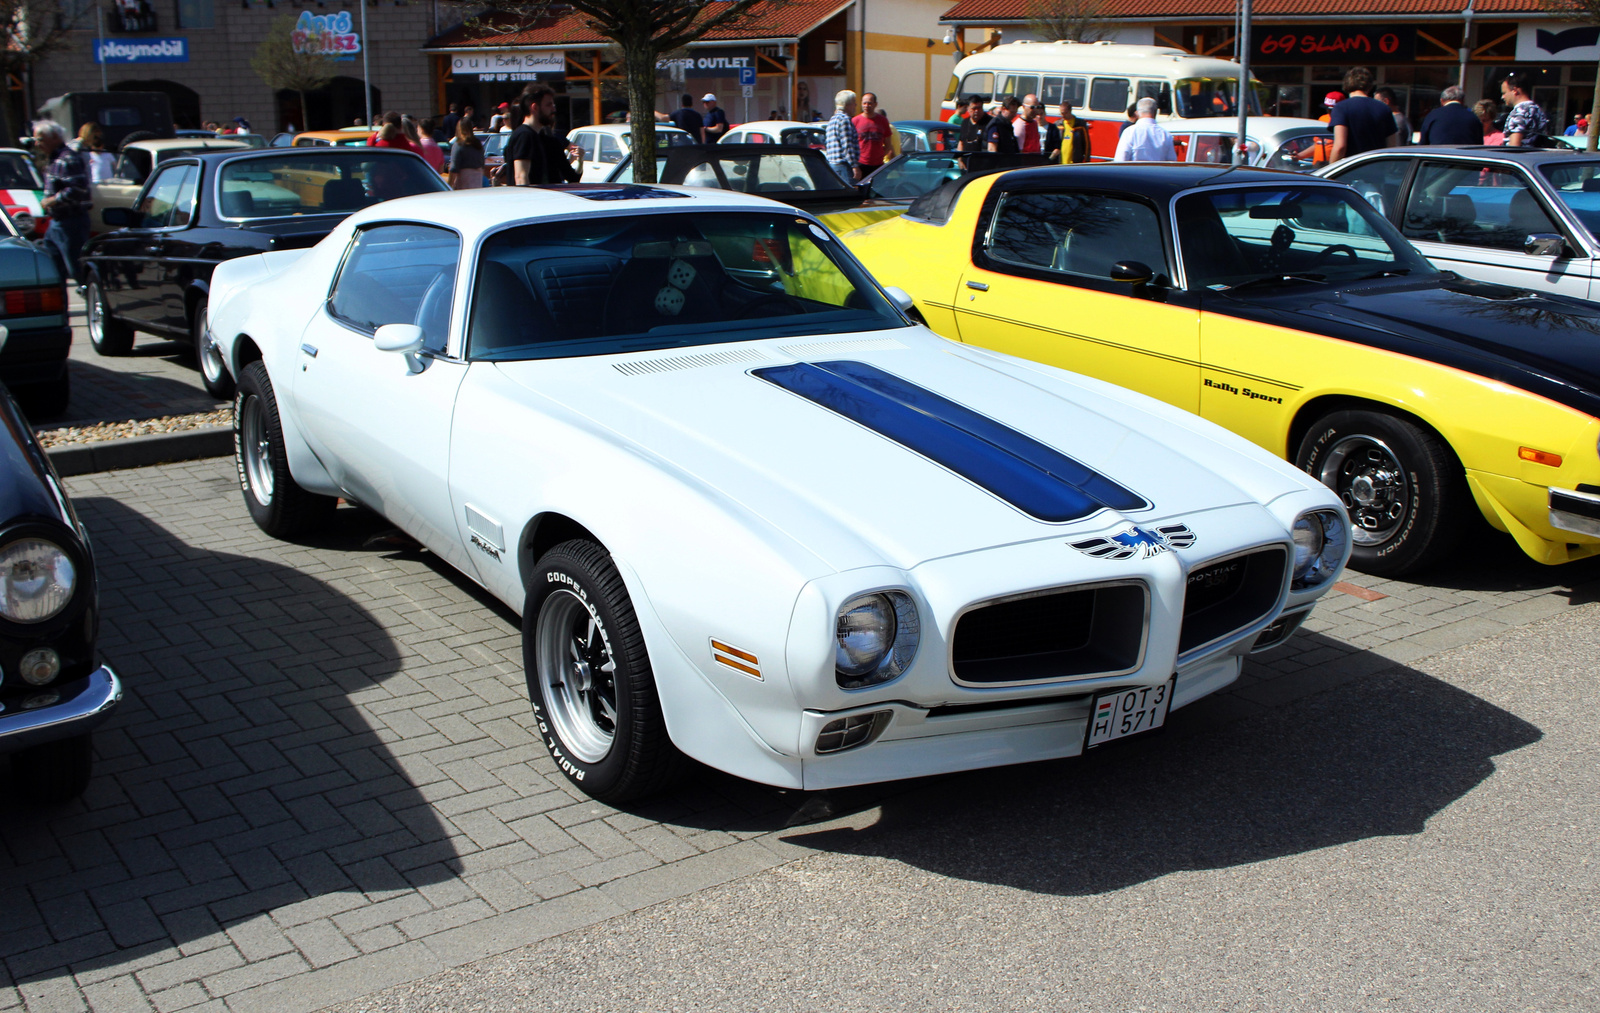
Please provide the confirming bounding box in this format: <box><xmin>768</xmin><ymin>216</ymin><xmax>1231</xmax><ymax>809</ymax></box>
<box><xmin>753</xmin><ymin>359</ymin><xmax>1149</xmax><ymax>523</ymax></box>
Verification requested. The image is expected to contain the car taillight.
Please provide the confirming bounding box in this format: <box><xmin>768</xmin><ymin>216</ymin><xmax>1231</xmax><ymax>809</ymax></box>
<box><xmin>3</xmin><ymin>286</ymin><xmax>65</xmax><ymax>316</ymax></box>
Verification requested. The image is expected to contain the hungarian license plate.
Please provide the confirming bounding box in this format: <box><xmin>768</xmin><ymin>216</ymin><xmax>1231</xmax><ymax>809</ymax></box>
<box><xmin>1085</xmin><ymin>679</ymin><xmax>1173</xmax><ymax>748</ymax></box>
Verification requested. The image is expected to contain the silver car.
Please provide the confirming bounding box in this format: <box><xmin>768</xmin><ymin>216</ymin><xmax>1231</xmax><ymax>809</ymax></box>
<box><xmin>1321</xmin><ymin>146</ymin><xmax>1600</xmax><ymax>300</ymax></box>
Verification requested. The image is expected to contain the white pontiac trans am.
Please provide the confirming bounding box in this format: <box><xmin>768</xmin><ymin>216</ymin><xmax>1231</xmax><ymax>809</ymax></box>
<box><xmin>205</xmin><ymin>184</ymin><xmax>1350</xmax><ymax>802</ymax></box>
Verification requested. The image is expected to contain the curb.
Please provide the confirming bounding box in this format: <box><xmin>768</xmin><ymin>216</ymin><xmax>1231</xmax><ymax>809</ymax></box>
<box><xmin>47</xmin><ymin>426</ymin><xmax>234</xmax><ymax>477</ymax></box>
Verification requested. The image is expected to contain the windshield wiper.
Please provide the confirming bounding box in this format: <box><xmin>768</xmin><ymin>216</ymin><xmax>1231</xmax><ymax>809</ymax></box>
<box><xmin>1353</xmin><ymin>268</ymin><xmax>1412</xmax><ymax>280</ymax></box>
<box><xmin>1215</xmin><ymin>272</ymin><xmax>1327</xmax><ymax>292</ymax></box>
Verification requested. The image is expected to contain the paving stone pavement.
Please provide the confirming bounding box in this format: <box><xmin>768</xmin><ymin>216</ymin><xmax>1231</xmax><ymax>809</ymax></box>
<box><xmin>49</xmin><ymin>289</ymin><xmax>225</xmax><ymax>428</ymax></box>
<box><xmin>2</xmin><ymin>457</ymin><xmax>1597</xmax><ymax>1013</ymax></box>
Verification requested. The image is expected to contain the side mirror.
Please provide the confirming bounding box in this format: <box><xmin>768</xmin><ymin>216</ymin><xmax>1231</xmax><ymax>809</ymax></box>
<box><xmin>1109</xmin><ymin>260</ymin><xmax>1155</xmax><ymax>285</ymax></box>
<box><xmin>374</xmin><ymin>322</ymin><xmax>426</xmax><ymax>354</ymax></box>
<box><xmin>102</xmin><ymin>207</ymin><xmax>140</xmax><ymax>228</ymax></box>
<box><xmin>882</xmin><ymin>285</ymin><xmax>916</xmax><ymax>315</ymax></box>
<box><xmin>1525</xmin><ymin>233</ymin><xmax>1567</xmax><ymax>257</ymax></box>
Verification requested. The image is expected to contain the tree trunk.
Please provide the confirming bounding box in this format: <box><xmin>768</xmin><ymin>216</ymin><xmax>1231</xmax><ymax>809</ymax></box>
<box><xmin>623</xmin><ymin>38</ymin><xmax>661</xmax><ymax>184</ymax></box>
<box><xmin>0</xmin><ymin>63</ymin><xmax>14</xmax><ymax>149</ymax></box>
<box><xmin>297</xmin><ymin>89</ymin><xmax>307</xmax><ymax>133</ymax></box>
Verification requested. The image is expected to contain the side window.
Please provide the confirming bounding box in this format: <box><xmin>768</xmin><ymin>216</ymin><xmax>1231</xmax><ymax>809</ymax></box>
<box><xmin>575</xmin><ymin>133</ymin><xmax>597</xmax><ymax>161</ymax></box>
<box><xmin>135</xmin><ymin>165</ymin><xmax>193</xmax><ymax>229</ymax></box>
<box><xmin>598</xmin><ymin>134</ymin><xmax>623</xmax><ymax>163</ymax></box>
<box><xmin>1190</xmin><ymin>135</ymin><xmax>1230</xmax><ymax>164</ymax></box>
<box><xmin>1138</xmin><ymin>80</ymin><xmax>1171</xmax><ymax>114</ymax></box>
<box><xmin>747</xmin><ymin>132</ymin><xmax>767</xmax><ymax>144</ymax></box>
<box><xmin>1089</xmin><ymin>77</ymin><xmax>1131</xmax><ymax>113</ymax></box>
<box><xmin>328</xmin><ymin>223</ymin><xmax>461</xmax><ymax>351</ymax></box>
<box><xmin>999</xmin><ymin>74</ymin><xmax>1040</xmax><ymax>99</ymax></box>
<box><xmin>168</xmin><ymin>165</ymin><xmax>199</xmax><ymax>227</ymax></box>
<box><xmin>1041</xmin><ymin>76</ymin><xmax>1065</xmax><ymax>105</ymax></box>
<box><xmin>754</xmin><ymin>154</ymin><xmax>815</xmax><ymax>191</ymax></box>
<box><xmin>1403</xmin><ymin>161</ymin><xmax>1558</xmax><ymax>250</ymax></box>
<box><xmin>986</xmin><ymin>191</ymin><xmax>1167</xmax><ymax>283</ymax></box>
<box><xmin>1062</xmin><ymin>77</ymin><xmax>1087</xmax><ymax>106</ymax></box>
<box><xmin>960</xmin><ymin>71</ymin><xmax>994</xmax><ymax>101</ymax></box>
<box><xmin>1335</xmin><ymin>157</ymin><xmax>1409</xmax><ymax>216</ymax></box>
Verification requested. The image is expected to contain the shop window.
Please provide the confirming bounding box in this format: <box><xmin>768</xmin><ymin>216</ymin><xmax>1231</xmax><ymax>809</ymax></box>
<box><xmin>177</xmin><ymin>0</ymin><xmax>213</xmax><ymax>29</ymax></box>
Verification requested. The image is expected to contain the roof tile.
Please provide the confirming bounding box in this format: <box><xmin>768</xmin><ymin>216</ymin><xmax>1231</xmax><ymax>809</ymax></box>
<box><xmin>942</xmin><ymin>0</ymin><xmax>1545</xmax><ymax>20</ymax></box>
<box><xmin>428</xmin><ymin>0</ymin><xmax>847</xmax><ymax>49</ymax></box>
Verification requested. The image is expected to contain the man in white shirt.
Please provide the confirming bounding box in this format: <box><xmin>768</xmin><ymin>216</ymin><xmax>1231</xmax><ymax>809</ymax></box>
<box><xmin>1113</xmin><ymin>97</ymin><xmax>1176</xmax><ymax>162</ymax></box>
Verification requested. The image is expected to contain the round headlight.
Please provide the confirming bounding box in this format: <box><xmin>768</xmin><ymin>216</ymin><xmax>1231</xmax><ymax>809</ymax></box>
<box><xmin>0</xmin><ymin>538</ymin><xmax>77</xmax><ymax>623</ymax></box>
<box><xmin>1291</xmin><ymin>511</ymin><xmax>1346</xmax><ymax>591</ymax></box>
<box><xmin>19</xmin><ymin>647</ymin><xmax>60</xmax><ymax>686</ymax></box>
<box><xmin>835</xmin><ymin>591</ymin><xmax>920</xmax><ymax>688</ymax></box>
<box><xmin>1291</xmin><ymin>515</ymin><xmax>1325</xmax><ymax>578</ymax></box>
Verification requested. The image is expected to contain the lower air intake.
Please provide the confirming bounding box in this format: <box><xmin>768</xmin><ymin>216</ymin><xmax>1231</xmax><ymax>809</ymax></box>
<box><xmin>1179</xmin><ymin>547</ymin><xmax>1287</xmax><ymax>656</ymax></box>
<box><xmin>815</xmin><ymin>711</ymin><xmax>892</xmax><ymax>754</ymax></box>
<box><xmin>951</xmin><ymin>582</ymin><xmax>1147</xmax><ymax>686</ymax></box>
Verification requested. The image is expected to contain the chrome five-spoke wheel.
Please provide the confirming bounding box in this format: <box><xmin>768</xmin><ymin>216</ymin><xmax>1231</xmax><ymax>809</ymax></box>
<box><xmin>534</xmin><ymin>589</ymin><xmax>618</xmax><ymax>764</ymax></box>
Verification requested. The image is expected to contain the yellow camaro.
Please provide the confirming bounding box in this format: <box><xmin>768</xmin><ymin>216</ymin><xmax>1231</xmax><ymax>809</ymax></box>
<box><xmin>842</xmin><ymin>163</ymin><xmax>1600</xmax><ymax>576</ymax></box>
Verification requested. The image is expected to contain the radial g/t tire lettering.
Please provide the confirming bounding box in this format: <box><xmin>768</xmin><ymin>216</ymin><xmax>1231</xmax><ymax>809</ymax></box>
<box><xmin>523</xmin><ymin>540</ymin><xmax>682</xmax><ymax>802</ymax></box>
<box><xmin>233</xmin><ymin>361</ymin><xmax>336</xmax><ymax>539</ymax></box>
<box><xmin>1296</xmin><ymin>408</ymin><xmax>1467</xmax><ymax>577</ymax></box>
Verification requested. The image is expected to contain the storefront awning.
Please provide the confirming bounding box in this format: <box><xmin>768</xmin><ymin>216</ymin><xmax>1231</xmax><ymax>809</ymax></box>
<box><xmin>424</xmin><ymin>0</ymin><xmax>853</xmax><ymax>52</ymax></box>
<box><xmin>942</xmin><ymin>0</ymin><xmax>1563</xmax><ymax>23</ymax></box>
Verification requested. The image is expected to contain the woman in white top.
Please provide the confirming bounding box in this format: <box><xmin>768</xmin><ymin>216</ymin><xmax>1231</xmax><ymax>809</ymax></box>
<box><xmin>76</xmin><ymin>123</ymin><xmax>116</xmax><ymax>183</ymax></box>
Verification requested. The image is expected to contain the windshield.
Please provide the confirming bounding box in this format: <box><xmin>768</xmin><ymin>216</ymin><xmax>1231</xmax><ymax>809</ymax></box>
<box><xmin>1175</xmin><ymin>78</ymin><xmax>1262</xmax><ymax>118</ymax></box>
<box><xmin>1176</xmin><ymin>186</ymin><xmax>1434</xmax><ymax>290</ymax></box>
<box><xmin>467</xmin><ymin>211</ymin><xmax>906</xmax><ymax>361</ymax></box>
<box><xmin>216</xmin><ymin>153</ymin><xmax>446</xmax><ymax>218</ymax></box>
<box><xmin>866</xmin><ymin>153</ymin><xmax>966</xmax><ymax>198</ymax></box>
<box><xmin>0</xmin><ymin>153</ymin><xmax>43</xmax><ymax>190</ymax></box>
<box><xmin>1538</xmin><ymin>161</ymin><xmax>1600</xmax><ymax>234</ymax></box>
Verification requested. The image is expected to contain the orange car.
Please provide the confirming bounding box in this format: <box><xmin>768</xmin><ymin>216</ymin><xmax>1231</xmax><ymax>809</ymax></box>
<box><xmin>291</xmin><ymin>129</ymin><xmax>372</xmax><ymax>148</ymax></box>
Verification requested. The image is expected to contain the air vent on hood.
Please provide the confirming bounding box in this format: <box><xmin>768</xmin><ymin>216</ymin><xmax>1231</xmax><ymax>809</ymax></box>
<box><xmin>780</xmin><ymin>337</ymin><xmax>905</xmax><ymax>359</ymax></box>
<box><xmin>613</xmin><ymin>348</ymin><xmax>770</xmax><ymax>376</ymax></box>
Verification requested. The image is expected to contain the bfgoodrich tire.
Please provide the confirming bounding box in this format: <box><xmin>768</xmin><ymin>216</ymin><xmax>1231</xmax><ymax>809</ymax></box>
<box><xmin>1296</xmin><ymin>409</ymin><xmax>1467</xmax><ymax>577</ymax></box>
<box><xmin>86</xmin><ymin>276</ymin><xmax>134</xmax><ymax>356</ymax></box>
<box><xmin>523</xmin><ymin>540</ymin><xmax>681</xmax><ymax>802</ymax></box>
<box><xmin>234</xmin><ymin>361</ymin><xmax>336</xmax><ymax>539</ymax></box>
<box><xmin>11</xmin><ymin>733</ymin><xmax>93</xmax><ymax>803</ymax></box>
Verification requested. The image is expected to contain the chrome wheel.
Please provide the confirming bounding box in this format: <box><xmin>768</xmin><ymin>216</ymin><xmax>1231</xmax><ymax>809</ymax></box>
<box><xmin>1314</xmin><ymin>434</ymin><xmax>1408</xmax><ymax>546</ymax></box>
<box><xmin>534</xmin><ymin>589</ymin><xmax>618</xmax><ymax>764</ymax></box>
<box><xmin>197</xmin><ymin>309</ymin><xmax>225</xmax><ymax>385</ymax></box>
<box><xmin>86</xmin><ymin>285</ymin><xmax>104</xmax><ymax>343</ymax></box>
<box><xmin>238</xmin><ymin>392</ymin><xmax>275</xmax><ymax>507</ymax></box>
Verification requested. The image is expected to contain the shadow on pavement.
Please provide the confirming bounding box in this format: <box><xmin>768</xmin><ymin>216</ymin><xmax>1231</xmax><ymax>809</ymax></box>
<box><xmin>0</xmin><ymin>498</ymin><xmax>460</xmax><ymax>979</ymax></box>
<box><xmin>1353</xmin><ymin>521</ymin><xmax>1600</xmax><ymax>599</ymax></box>
<box><xmin>53</xmin><ymin>358</ymin><xmax>223</xmax><ymax>427</ymax></box>
<box><xmin>781</xmin><ymin>652</ymin><xmax>1540</xmax><ymax>896</ymax></box>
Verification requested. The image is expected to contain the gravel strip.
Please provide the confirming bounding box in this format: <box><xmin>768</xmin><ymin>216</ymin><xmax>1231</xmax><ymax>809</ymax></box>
<box><xmin>34</xmin><ymin>408</ymin><xmax>233</xmax><ymax>448</ymax></box>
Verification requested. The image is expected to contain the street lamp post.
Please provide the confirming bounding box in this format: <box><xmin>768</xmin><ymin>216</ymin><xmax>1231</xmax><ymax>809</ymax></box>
<box><xmin>360</xmin><ymin>0</ymin><xmax>372</xmax><ymax>126</ymax></box>
<box><xmin>1234</xmin><ymin>0</ymin><xmax>1252</xmax><ymax>164</ymax></box>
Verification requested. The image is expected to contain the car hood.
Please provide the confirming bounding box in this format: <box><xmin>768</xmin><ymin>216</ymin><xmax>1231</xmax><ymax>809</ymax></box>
<box><xmin>492</xmin><ymin>329</ymin><xmax>1303</xmax><ymax>571</ymax></box>
<box><xmin>1226</xmin><ymin>275</ymin><xmax>1600</xmax><ymax>416</ymax></box>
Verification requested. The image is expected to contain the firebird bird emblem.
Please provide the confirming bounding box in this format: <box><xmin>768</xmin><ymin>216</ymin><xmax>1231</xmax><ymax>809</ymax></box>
<box><xmin>1069</xmin><ymin>523</ymin><xmax>1197</xmax><ymax>560</ymax></box>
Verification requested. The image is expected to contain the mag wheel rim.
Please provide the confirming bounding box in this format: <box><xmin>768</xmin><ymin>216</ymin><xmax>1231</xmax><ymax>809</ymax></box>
<box><xmin>1317</xmin><ymin>435</ymin><xmax>1408</xmax><ymax>547</ymax></box>
<box><xmin>87</xmin><ymin>286</ymin><xmax>103</xmax><ymax>343</ymax></box>
<box><xmin>198</xmin><ymin>311</ymin><xmax>225</xmax><ymax>383</ymax></box>
<box><xmin>535</xmin><ymin>588</ymin><xmax>617</xmax><ymax>764</ymax></box>
<box><xmin>239</xmin><ymin>393</ymin><xmax>275</xmax><ymax>506</ymax></box>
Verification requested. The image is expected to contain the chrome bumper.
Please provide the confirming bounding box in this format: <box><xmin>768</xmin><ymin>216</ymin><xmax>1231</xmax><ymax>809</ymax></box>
<box><xmin>0</xmin><ymin>664</ymin><xmax>122</xmax><ymax>752</ymax></box>
<box><xmin>1550</xmin><ymin>487</ymin><xmax>1600</xmax><ymax>539</ymax></box>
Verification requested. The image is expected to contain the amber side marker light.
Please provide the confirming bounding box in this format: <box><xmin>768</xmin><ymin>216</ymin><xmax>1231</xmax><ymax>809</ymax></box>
<box><xmin>1519</xmin><ymin>447</ymin><xmax>1563</xmax><ymax>467</ymax></box>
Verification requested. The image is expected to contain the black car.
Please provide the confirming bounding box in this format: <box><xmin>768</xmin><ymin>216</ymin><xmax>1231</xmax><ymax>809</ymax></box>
<box><xmin>81</xmin><ymin>147</ymin><xmax>449</xmax><ymax>398</ymax></box>
<box><xmin>0</xmin><ymin>385</ymin><xmax>120</xmax><ymax>802</ymax></box>
<box><xmin>605</xmin><ymin>144</ymin><xmax>1049</xmax><ymax>224</ymax></box>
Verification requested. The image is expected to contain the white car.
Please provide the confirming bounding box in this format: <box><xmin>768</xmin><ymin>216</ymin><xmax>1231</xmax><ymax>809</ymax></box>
<box><xmin>721</xmin><ymin>121</ymin><xmax>825</xmax><ymax>148</ymax></box>
<box><xmin>568</xmin><ymin>123</ymin><xmax>696</xmax><ymax>182</ymax></box>
<box><xmin>205</xmin><ymin>185</ymin><xmax>1350</xmax><ymax>802</ymax></box>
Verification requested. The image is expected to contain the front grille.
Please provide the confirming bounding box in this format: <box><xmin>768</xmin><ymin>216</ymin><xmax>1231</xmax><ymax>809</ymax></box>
<box><xmin>951</xmin><ymin>582</ymin><xmax>1147</xmax><ymax>685</ymax></box>
<box><xmin>1178</xmin><ymin>548</ymin><xmax>1287</xmax><ymax>655</ymax></box>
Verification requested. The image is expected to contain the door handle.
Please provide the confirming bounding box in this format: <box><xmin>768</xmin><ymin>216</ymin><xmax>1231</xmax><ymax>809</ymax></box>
<box><xmin>300</xmin><ymin>343</ymin><xmax>318</xmax><ymax>358</ymax></box>
<box><xmin>966</xmin><ymin>280</ymin><xmax>989</xmax><ymax>291</ymax></box>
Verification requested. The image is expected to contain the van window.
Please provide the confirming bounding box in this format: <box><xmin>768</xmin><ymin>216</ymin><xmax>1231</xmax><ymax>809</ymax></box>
<box><xmin>999</xmin><ymin>74</ymin><xmax>1040</xmax><ymax>100</ymax></box>
<box><xmin>1041</xmin><ymin>76</ymin><xmax>1088</xmax><ymax>107</ymax></box>
<box><xmin>1137</xmin><ymin>80</ymin><xmax>1172</xmax><ymax>114</ymax></box>
<box><xmin>959</xmin><ymin>71</ymin><xmax>994</xmax><ymax>101</ymax></box>
<box><xmin>1089</xmin><ymin>78</ymin><xmax>1131</xmax><ymax>112</ymax></box>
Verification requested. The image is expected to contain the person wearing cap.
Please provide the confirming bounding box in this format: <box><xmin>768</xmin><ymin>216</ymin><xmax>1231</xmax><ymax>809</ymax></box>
<box><xmin>232</xmin><ymin>116</ymin><xmax>250</xmax><ymax>135</ymax></box>
<box><xmin>1318</xmin><ymin>91</ymin><xmax>1344</xmax><ymax>124</ymax></box>
<box><xmin>702</xmin><ymin>94</ymin><xmax>729</xmax><ymax>142</ymax></box>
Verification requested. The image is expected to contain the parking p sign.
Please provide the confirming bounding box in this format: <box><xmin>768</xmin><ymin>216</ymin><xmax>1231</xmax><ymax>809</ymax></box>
<box><xmin>738</xmin><ymin>67</ymin><xmax>756</xmax><ymax>87</ymax></box>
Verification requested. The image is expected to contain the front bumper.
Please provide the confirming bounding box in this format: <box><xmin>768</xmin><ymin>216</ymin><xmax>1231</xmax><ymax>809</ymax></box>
<box><xmin>1550</xmin><ymin>486</ymin><xmax>1600</xmax><ymax>539</ymax></box>
<box><xmin>0</xmin><ymin>322</ymin><xmax>71</xmax><ymax>386</ymax></box>
<box><xmin>0</xmin><ymin>664</ymin><xmax>122</xmax><ymax>752</ymax></box>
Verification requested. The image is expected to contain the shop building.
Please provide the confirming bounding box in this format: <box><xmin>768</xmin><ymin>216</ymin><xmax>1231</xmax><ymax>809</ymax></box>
<box><xmin>939</xmin><ymin>0</ymin><xmax>1600</xmax><ymax>136</ymax></box>
<box><xmin>24</xmin><ymin>0</ymin><xmax>442</xmax><ymax>137</ymax></box>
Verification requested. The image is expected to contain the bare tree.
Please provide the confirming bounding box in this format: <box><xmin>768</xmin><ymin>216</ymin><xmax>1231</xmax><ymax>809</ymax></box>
<box><xmin>0</xmin><ymin>0</ymin><xmax>89</xmax><ymax>144</ymax></box>
<box><xmin>1538</xmin><ymin>3</ymin><xmax>1600</xmax><ymax>150</ymax></box>
<box><xmin>251</xmin><ymin>13</ymin><xmax>338</xmax><ymax>133</ymax></box>
<box><xmin>1026</xmin><ymin>0</ymin><xmax>1113</xmax><ymax>44</ymax></box>
<box><xmin>454</xmin><ymin>0</ymin><xmax>763</xmax><ymax>182</ymax></box>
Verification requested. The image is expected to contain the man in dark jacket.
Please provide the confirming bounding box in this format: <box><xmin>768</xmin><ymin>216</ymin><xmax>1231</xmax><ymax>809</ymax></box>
<box><xmin>1418</xmin><ymin>85</ymin><xmax>1483</xmax><ymax>145</ymax></box>
<box><xmin>1044</xmin><ymin>100</ymin><xmax>1091</xmax><ymax>163</ymax></box>
<box><xmin>35</xmin><ymin>121</ymin><xmax>90</xmax><ymax>284</ymax></box>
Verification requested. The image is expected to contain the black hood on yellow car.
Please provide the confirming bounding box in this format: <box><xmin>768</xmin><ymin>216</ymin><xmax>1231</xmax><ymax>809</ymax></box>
<box><xmin>1204</xmin><ymin>274</ymin><xmax>1600</xmax><ymax>419</ymax></box>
